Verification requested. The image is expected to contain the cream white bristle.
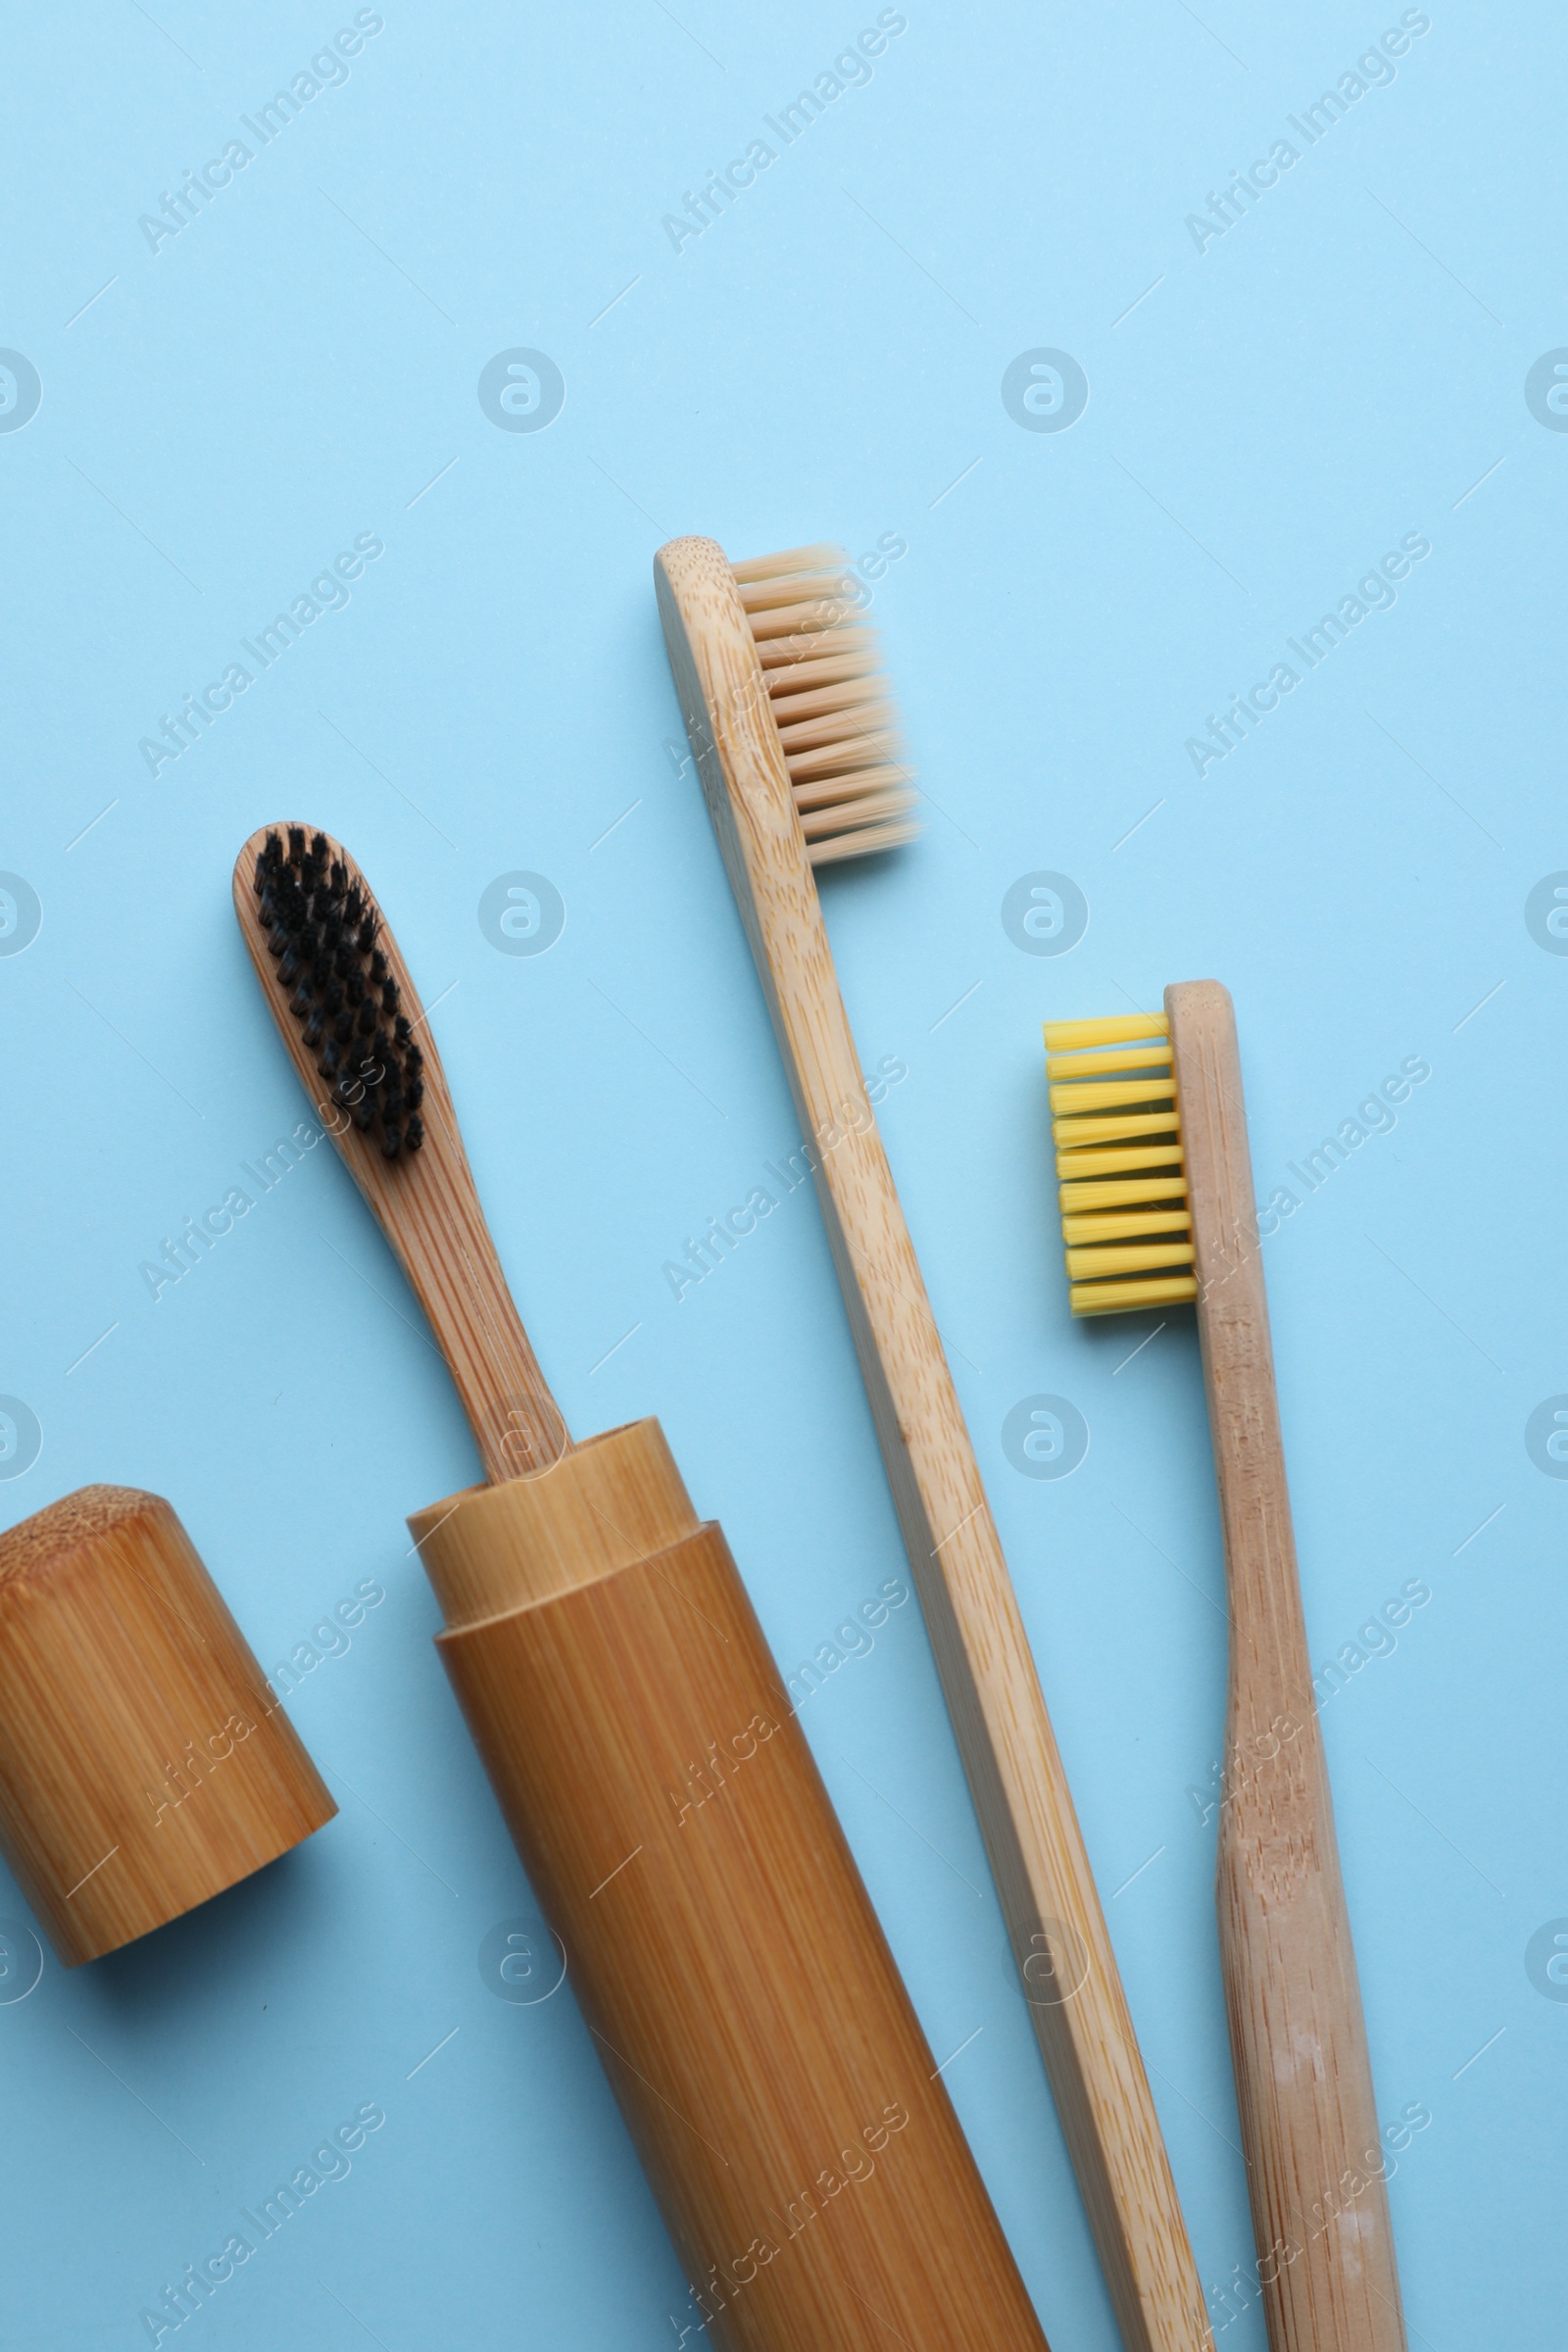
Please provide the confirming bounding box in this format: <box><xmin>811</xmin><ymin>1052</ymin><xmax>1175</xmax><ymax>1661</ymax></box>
<box><xmin>731</xmin><ymin>543</ymin><xmax>919</xmax><ymax>866</ymax></box>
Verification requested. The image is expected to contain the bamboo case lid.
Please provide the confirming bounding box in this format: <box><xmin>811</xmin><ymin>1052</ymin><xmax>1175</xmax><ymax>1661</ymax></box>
<box><xmin>0</xmin><ymin>1486</ymin><xmax>336</xmax><ymax>1966</ymax></box>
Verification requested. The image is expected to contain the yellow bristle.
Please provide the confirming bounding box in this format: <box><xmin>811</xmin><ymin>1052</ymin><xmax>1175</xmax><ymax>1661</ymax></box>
<box><xmin>1054</xmin><ymin>1142</ymin><xmax>1185</xmax><ymax>1180</ymax></box>
<box><xmin>1043</xmin><ymin>1014</ymin><xmax>1169</xmax><ymax>1051</ymax></box>
<box><xmin>1047</xmin><ymin>1076</ymin><xmax>1174</xmax><ymax>1116</ymax></box>
<box><xmin>1070</xmin><ymin>1274</ymin><xmax>1198</xmax><ymax>1317</ymax></box>
<box><xmin>1060</xmin><ymin>1208</ymin><xmax>1191</xmax><ymax>1247</ymax></box>
<box><xmin>1045</xmin><ymin>1040</ymin><xmax>1172</xmax><ymax>1080</ymax></box>
<box><xmin>1059</xmin><ymin>1175</ymin><xmax>1187</xmax><ymax>1212</ymax></box>
<box><xmin>731</xmin><ymin>545</ymin><xmax>920</xmax><ymax>868</ymax></box>
<box><xmin>1065</xmin><ymin>1240</ymin><xmax>1195</xmax><ymax>1281</ymax></box>
<box><xmin>1046</xmin><ymin>1010</ymin><xmax>1195</xmax><ymax>1317</ymax></box>
<box><xmin>1050</xmin><ymin>1109</ymin><xmax>1180</xmax><ymax>1150</ymax></box>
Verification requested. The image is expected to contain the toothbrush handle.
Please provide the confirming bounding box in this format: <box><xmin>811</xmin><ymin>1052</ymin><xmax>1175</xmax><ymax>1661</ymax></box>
<box><xmin>659</xmin><ymin>536</ymin><xmax>1210</xmax><ymax>2352</ymax></box>
<box><xmin>1167</xmin><ymin>981</ymin><xmax>1406</xmax><ymax>2352</ymax></box>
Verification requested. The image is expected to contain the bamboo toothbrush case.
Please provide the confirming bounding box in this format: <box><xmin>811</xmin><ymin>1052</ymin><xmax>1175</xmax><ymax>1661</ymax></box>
<box><xmin>0</xmin><ymin>1486</ymin><xmax>336</xmax><ymax>1965</ymax></box>
<box><xmin>413</xmin><ymin>1417</ymin><xmax>1048</xmax><ymax>2352</ymax></box>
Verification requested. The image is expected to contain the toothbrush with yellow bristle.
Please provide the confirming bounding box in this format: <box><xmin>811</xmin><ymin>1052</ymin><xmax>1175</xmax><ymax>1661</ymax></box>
<box><xmin>658</xmin><ymin>536</ymin><xmax>1210</xmax><ymax>2352</ymax></box>
<box><xmin>1047</xmin><ymin>984</ymin><xmax>1407</xmax><ymax>2352</ymax></box>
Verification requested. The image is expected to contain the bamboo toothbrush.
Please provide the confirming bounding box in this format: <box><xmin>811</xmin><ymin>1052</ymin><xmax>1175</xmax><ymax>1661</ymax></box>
<box><xmin>656</xmin><ymin>538</ymin><xmax>1210</xmax><ymax>2352</ymax></box>
<box><xmin>1046</xmin><ymin>984</ymin><xmax>1406</xmax><ymax>2352</ymax></box>
<box><xmin>233</xmin><ymin>823</ymin><xmax>1051</xmax><ymax>2352</ymax></box>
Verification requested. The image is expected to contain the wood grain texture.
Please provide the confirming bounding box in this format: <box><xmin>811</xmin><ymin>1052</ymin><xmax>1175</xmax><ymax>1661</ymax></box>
<box><xmin>233</xmin><ymin>826</ymin><xmax>569</xmax><ymax>1481</ymax></box>
<box><xmin>420</xmin><ymin>1419</ymin><xmax>1049</xmax><ymax>2352</ymax></box>
<box><xmin>1165</xmin><ymin>981</ymin><xmax>1406</xmax><ymax>2352</ymax></box>
<box><xmin>657</xmin><ymin>534</ymin><xmax>1209</xmax><ymax>2352</ymax></box>
<box><xmin>233</xmin><ymin>829</ymin><xmax>1047</xmax><ymax>2345</ymax></box>
<box><xmin>0</xmin><ymin>1487</ymin><xmax>335</xmax><ymax>1965</ymax></box>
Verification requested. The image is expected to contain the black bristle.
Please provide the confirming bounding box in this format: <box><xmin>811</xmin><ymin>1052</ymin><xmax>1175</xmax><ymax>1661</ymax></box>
<box><xmin>255</xmin><ymin>846</ymin><xmax>426</xmax><ymax>1174</ymax></box>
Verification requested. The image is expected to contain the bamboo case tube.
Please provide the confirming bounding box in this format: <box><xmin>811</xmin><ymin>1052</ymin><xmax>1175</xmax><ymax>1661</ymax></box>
<box><xmin>411</xmin><ymin>1418</ymin><xmax>1050</xmax><ymax>2352</ymax></box>
<box><xmin>0</xmin><ymin>1486</ymin><xmax>336</xmax><ymax>1966</ymax></box>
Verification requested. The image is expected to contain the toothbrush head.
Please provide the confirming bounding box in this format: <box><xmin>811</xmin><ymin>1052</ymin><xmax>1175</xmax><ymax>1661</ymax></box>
<box><xmin>235</xmin><ymin>825</ymin><xmax>426</xmax><ymax>1164</ymax></box>
<box><xmin>1044</xmin><ymin>1012</ymin><xmax>1197</xmax><ymax>1316</ymax></box>
<box><xmin>725</xmin><ymin>542</ymin><xmax>920</xmax><ymax>866</ymax></box>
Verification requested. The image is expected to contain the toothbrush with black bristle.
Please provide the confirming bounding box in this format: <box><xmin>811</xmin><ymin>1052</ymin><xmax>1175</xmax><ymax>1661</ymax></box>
<box><xmin>231</xmin><ymin>818</ymin><xmax>1054</xmax><ymax>2352</ymax></box>
<box><xmin>235</xmin><ymin>822</ymin><xmax>567</xmax><ymax>1478</ymax></box>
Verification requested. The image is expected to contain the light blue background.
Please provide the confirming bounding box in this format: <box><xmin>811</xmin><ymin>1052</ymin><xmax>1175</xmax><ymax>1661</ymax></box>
<box><xmin>1</xmin><ymin>3</ymin><xmax>1561</xmax><ymax>2344</ymax></box>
